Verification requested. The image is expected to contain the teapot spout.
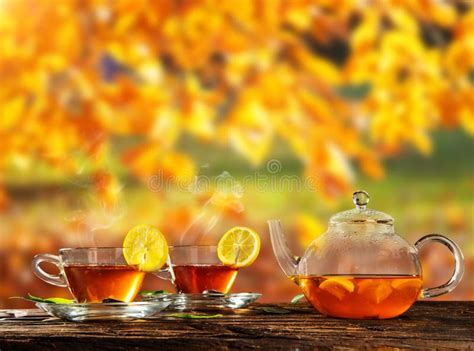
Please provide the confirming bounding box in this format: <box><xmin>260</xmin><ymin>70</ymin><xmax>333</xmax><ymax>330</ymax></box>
<box><xmin>268</xmin><ymin>219</ymin><xmax>300</xmax><ymax>278</ymax></box>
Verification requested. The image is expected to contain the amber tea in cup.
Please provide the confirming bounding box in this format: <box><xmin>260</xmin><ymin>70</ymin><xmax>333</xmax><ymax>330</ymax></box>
<box><xmin>156</xmin><ymin>246</ymin><xmax>238</xmax><ymax>294</ymax></box>
<box><xmin>172</xmin><ymin>264</ymin><xmax>238</xmax><ymax>293</ymax></box>
<box><xmin>63</xmin><ymin>264</ymin><xmax>144</xmax><ymax>303</ymax></box>
<box><xmin>32</xmin><ymin>248</ymin><xmax>145</xmax><ymax>303</ymax></box>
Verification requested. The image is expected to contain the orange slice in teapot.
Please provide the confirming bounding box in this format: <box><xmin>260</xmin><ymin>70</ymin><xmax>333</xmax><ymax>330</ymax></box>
<box><xmin>391</xmin><ymin>278</ymin><xmax>423</xmax><ymax>291</ymax></box>
<box><xmin>358</xmin><ymin>279</ymin><xmax>393</xmax><ymax>304</ymax></box>
<box><xmin>319</xmin><ymin>277</ymin><xmax>355</xmax><ymax>301</ymax></box>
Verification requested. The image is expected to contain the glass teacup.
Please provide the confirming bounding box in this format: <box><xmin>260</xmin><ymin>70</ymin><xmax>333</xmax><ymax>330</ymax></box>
<box><xmin>32</xmin><ymin>248</ymin><xmax>145</xmax><ymax>303</ymax></box>
<box><xmin>156</xmin><ymin>245</ymin><xmax>238</xmax><ymax>294</ymax></box>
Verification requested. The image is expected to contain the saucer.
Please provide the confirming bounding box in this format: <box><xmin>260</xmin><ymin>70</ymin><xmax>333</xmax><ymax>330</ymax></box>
<box><xmin>143</xmin><ymin>292</ymin><xmax>261</xmax><ymax>311</ymax></box>
<box><xmin>36</xmin><ymin>299</ymin><xmax>172</xmax><ymax>322</ymax></box>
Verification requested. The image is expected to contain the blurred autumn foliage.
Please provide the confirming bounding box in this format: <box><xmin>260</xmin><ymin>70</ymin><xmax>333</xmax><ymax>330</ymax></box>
<box><xmin>0</xmin><ymin>1</ymin><xmax>473</xmax><ymax>307</ymax></box>
<box><xmin>0</xmin><ymin>0</ymin><xmax>473</xmax><ymax>203</ymax></box>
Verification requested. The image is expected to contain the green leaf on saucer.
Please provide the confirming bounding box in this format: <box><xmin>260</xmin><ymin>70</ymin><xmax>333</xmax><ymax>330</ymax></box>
<box><xmin>290</xmin><ymin>294</ymin><xmax>305</xmax><ymax>304</ymax></box>
<box><xmin>258</xmin><ymin>306</ymin><xmax>291</xmax><ymax>314</ymax></box>
<box><xmin>42</xmin><ymin>297</ymin><xmax>74</xmax><ymax>304</ymax></box>
<box><xmin>167</xmin><ymin>313</ymin><xmax>223</xmax><ymax>319</ymax></box>
<box><xmin>10</xmin><ymin>294</ymin><xmax>74</xmax><ymax>304</ymax></box>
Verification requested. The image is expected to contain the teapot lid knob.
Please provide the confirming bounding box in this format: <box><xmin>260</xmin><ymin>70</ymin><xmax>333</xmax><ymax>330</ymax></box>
<box><xmin>330</xmin><ymin>190</ymin><xmax>392</xmax><ymax>224</ymax></box>
<box><xmin>353</xmin><ymin>190</ymin><xmax>369</xmax><ymax>210</ymax></box>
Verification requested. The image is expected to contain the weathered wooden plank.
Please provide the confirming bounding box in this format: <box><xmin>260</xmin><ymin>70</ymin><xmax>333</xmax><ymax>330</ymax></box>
<box><xmin>0</xmin><ymin>302</ymin><xmax>473</xmax><ymax>350</ymax></box>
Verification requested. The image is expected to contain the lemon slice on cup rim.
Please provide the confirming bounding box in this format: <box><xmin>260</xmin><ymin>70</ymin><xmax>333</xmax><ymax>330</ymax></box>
<box><xmin>217</xmin><ymin>227</ymin><xmax>261</xmax><ymax>268</ymax></box>
<box><xmin>123</xmin><ymin>224</ymin><xmax>169</xmax><ymax>272</ymax></box>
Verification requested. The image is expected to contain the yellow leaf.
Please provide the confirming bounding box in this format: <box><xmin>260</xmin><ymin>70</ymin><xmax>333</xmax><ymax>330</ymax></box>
<box><xmin>161</xmin><ymin>152</ymin><xmax>196</xmax><ymax>185</ymax></box>
<box><xmin>350</xmin><ymin>10</ymin><xmax>378</xmax><ymax>53</ymax></box>
<box><xmin>431</xmin><ymin>5</ymin><xmax>457</xmax><ymax>27</ymax></box>
<box><xmin>183</xmin><ymin>101</ymin><xmax>216</xmax><ymax>141</ymax></box>
<box><xmin>359</xmin><ymin>152</ymin><xmax>384</xmax><ymax>179</ymax></box>
<box><xmin>389</xmin><ymin>8</ymin><xmax>418</xmax><ymax>35</ymax></box>
<box><xmin>114</xmin><ymin>13</ymin><xmax>137</xmax><ymax>34</ymax></box>
<box><xmin>286</xmin><ymin>8</ymin><xmax>312</xmax><ymax>31</ymax></box>
<box><xmin>149</xmin><ymin>107</ymin><xmax>181</xmax><ymax>148</ymax></box>
<box><xmin>223</xmin><ymin>101</ymin><xmax>273</xmax><ymax>165</ymax></box>
<box><xmin>292</xmin><ymin>45</ymin><xmax>340</xmax><ymax>84</ymax></box>
<box><xmin>0</xmin><ymin>97</ymin><xmax>23</xmax><ymax>131</ymax></box>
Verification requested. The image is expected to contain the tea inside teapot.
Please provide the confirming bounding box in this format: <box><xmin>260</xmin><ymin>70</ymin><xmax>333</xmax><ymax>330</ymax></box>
<box><xmin>293</xmin><ymin>274</ymin><xmax>422</xmax><ymax>319</ymax></box>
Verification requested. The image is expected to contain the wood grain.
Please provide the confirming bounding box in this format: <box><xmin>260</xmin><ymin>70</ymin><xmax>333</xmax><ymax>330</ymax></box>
<box><xmin>0</xmin><ymin>301</ymin><xmax>473</xmax><ymax>350</ymax></box>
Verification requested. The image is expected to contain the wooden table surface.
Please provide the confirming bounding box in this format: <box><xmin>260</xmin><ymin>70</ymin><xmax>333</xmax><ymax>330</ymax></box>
<box><xmin>0</xmin><ymin>301</ymin><xmax>473</xmax><ymax>350</ymax></box>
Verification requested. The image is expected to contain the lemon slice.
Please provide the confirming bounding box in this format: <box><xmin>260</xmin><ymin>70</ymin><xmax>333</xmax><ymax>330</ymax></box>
<box><xmin>319</xmin><ymin>277</ymin><xmax>355</xmax><ymax>300</ymax></box>
<box><xmin>217</xmin><ymin>227</ymin><xmax>260</xmax><ymax>268</ymax></box>
<box><xmin>123</xmin><ymin>225</ymin><xmax>168</xmax><ymax>272</ymax></box>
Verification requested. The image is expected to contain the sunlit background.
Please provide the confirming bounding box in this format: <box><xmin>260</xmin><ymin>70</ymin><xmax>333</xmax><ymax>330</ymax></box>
<box><xmin>0</xmin><ymin>0</ymin><xmax>473</xmax><ymax>308</ymax></box>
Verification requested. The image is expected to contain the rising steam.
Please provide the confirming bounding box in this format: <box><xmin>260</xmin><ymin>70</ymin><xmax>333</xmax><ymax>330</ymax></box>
<box><xmin>179</xmin><ymin>172</ymin><xmax>244</xmax><ymax>245</ymax></box>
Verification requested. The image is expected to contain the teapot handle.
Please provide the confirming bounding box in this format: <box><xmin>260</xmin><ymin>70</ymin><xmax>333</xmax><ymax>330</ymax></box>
<box><xmin>415</xmin><ymin>234</ymin><xmax>464</xmax><ymax>298</ymax></box>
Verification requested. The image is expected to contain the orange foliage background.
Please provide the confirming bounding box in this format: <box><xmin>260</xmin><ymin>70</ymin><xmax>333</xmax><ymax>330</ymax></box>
<box><xmin>0</xmin><ymin>0</ymin><xmax>473</xmax><ymax>307</ymax></box>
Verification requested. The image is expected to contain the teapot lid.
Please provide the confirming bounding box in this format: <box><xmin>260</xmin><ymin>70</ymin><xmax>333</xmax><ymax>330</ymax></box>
<box><xmin>329</xmin><ymin>190</ymin><xmax>394</xmax><ymax>225</ymax></box>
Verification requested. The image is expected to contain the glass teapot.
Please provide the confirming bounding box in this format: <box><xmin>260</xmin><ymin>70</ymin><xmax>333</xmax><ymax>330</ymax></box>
<box><xmin>268</xmin><ymin>190</ymin><xmax>464</xmax><ymax>319</ymax></box>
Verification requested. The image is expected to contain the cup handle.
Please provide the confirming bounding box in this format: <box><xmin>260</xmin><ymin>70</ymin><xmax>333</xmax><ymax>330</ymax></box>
<box><xmin>154</xmin><ymin>268</ymin><xmax>172</xmax><ymax>281</ymax></box>
<box><xmin>153</xmin><ymin>256</ymin><xmax>175</xmax><ymax>282</ymax></box>
<box><xmin>415</xmin><ymin>234</ymin><xmax>464</xmax><ymax>298</ymax></box>
<box><xmin>31</xmin><ymin>254</ymin><xmax>68</xmax><ymax>287</ymax></box>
